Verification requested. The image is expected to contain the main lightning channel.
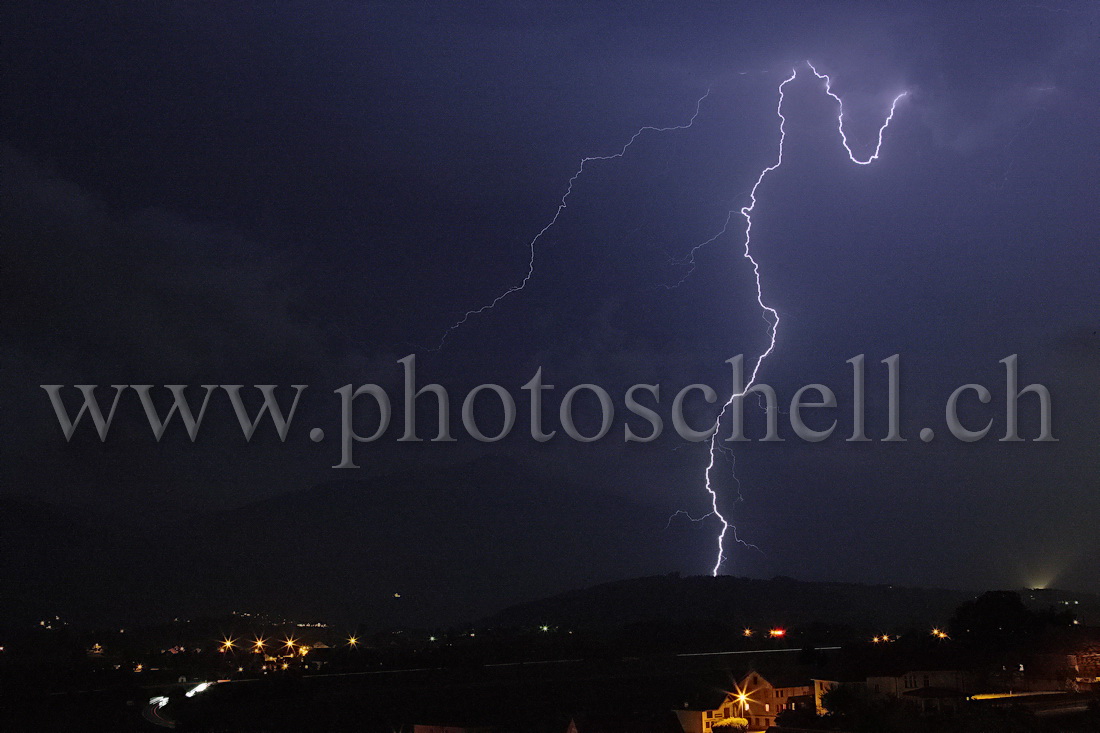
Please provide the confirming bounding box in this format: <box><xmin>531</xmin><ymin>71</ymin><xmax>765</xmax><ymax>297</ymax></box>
<box><xmin>430</xmin><ymin>89</ymin><xmax>711</xmax><ymax>351</ymax></box>
<box><xmin>694</xmin><ymin>62</ymin><xmax>908</xmax><ymax>576</ymax></box>
<box><xmin>422</xmin><ymin>59</ymin><xmax>906</xmax><ymax>577</ymax></box>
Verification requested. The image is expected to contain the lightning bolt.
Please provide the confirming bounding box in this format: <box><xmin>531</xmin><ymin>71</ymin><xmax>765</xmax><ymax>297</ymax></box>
<box><xmin>807</xmin><ymin>62</ymin><xmax>909</xmax><ymax>165</ymax></box>
<box><xmin>426</xmin><ymin>59</ymin><xmax>908</xmax><ymax>577</ymax></box>
<box><xmin>689</xmin><ymin>62</ymin><xmax>908</xmax><ymax>576</ymax></box>
<box><xmin>429</xmin><ymin>89</ymin><xmax>711</xmax><ymax>351</ymax></box>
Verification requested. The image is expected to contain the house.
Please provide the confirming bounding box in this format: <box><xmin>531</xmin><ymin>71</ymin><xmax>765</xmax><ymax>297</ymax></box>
<box><xmin>898</xmin><ymin>686</ymin><xmax>969</xmax><ymax>714</ymax></box>
<box><xmin>674</xmin><ymin>669</ymin><xmax>812</xmax><ymax>733</ymax></box>
<box><xmin>1071</xmin><ymin>641</ymin><xmax>1100</xmax><ymax>690</ymax></box>
<box><xmin>1029</xmin><ymin>626</ymin><xmax>1100</xmax><ymax>691</ymax></box>
<box><xmin>864</xmin><ymin>670</ymin><xmax>976</xmax><ymax>713</ymax></box>
<box><xmin>865</xmin><ymin>669</ymin><xmax>974</xmax><ymax>698</ymax></box>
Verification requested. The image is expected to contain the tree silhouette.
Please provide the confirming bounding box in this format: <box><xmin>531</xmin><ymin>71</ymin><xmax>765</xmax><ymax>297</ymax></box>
<box><xmin>949</xmin><ymin>591</ymin><xmax>1072</xmax><ymax>649</ymax></box>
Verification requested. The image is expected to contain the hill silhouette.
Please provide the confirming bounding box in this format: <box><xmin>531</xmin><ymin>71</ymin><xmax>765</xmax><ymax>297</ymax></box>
<box><xmin>0</xmin><ymin>457</ymin><xmax>698</xmax><ymax>629</ymax></box>
<box><xmin>5</xmin><ymin>457</ymin><xmax>1097</xmax><ymax>632</ymax></box>
<box><xmin>486</xmin><ymin>573</ymin><xmax>975</xmax><ymax>631</ymax></box>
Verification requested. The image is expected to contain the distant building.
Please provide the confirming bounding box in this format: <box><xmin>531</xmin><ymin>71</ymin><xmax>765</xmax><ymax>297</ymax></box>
<box><xmin>865</xmin><ymin>669</ymin><xmax>975</xmax><ymax>698</ymax></box>
<box><xmin>1072</xmin><ymin>642</ymin><xmax>1100</xmax><ymax>691</ymax></box>
<box><xmin>864</xmin><ymin>670</ymin><xmax>976</xmax><ymax>714</ymax></box>
<box><xmin>1028</xmin><ymin>627</ymin><xmax>1100</xmax><ymax>691</ymax></box>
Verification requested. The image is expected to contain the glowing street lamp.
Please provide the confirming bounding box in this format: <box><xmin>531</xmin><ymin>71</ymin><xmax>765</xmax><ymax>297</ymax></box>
<box><xmin>733</xmin><ymin>684</ymin><xmax>754</xmax><ymax>717</ymax></box>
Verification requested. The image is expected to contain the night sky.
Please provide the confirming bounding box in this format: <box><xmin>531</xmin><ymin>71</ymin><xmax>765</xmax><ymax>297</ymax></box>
<box><xmin>2</xmin><ymin>2</ymin><xmax>1098</xmax><ymax>624</ymax></box>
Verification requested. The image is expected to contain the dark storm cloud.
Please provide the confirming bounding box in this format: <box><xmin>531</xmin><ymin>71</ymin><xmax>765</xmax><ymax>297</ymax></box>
<box><xmin>1</xmin><ymin>147</ymin><xmax>328</xmax><ymax>379</ymax></box>
<box><xmin>1</xmin><ymin>144</ymin><xmax>385</xmax><ymax>510</ymax></box>
<box><xmin>2</xmin><ymin>0</ymin><xmax>1097</xmax><ymax>612</ymax></box>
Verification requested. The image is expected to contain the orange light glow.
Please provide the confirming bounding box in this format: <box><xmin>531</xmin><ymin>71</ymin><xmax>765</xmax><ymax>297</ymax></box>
<box><xmin>768</xmin><ymin>628</ymin><xmax>786</xmax><ymax>637</ymax></box>
<box><xmin>732</xmin><ymin>682</ymin><xmax>755</xmax><ymax>715</ymax></box>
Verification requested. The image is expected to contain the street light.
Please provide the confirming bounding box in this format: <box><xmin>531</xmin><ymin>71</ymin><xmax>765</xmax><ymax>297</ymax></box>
<box><xmin>732</xmin><ymin>681</ymin><xmax>754</xmax><ymax>718</ymax></box>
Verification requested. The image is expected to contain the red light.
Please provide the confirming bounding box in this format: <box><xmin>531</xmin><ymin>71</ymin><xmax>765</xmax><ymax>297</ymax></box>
<box><xmin>769</xmin><ymin>628</ymin><xmax>786</xmax><ymax>637</ymax></box>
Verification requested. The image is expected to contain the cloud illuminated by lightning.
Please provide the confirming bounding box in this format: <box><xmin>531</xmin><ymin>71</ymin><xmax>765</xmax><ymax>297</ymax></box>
<box><xmin>688</xmin><ymin>62</ymin><xmax>908</xmax><ymax>576</ymax></box>
<box><xmin>430</xmin><ymin>89</ymin><xmax>711</xmax><ymax>351</ymax></box>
